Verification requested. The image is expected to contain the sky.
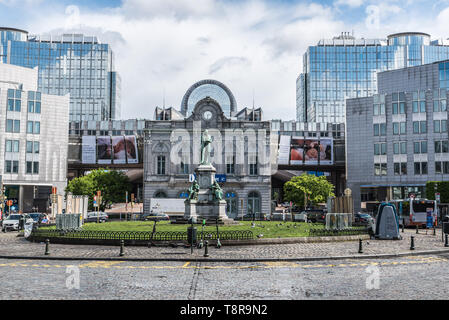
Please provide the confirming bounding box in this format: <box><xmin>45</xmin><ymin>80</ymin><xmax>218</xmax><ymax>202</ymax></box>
<box><xmin>2</xmin><ymin>0</ymin><xmax>449</xmax><ymax>121</ymax></box>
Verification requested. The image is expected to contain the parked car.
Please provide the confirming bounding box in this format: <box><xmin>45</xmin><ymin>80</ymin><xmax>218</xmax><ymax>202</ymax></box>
<box><xmin>354</xmin><ymin>213</ymin><xmax>374</xmax><ymax>225</ymax></box>
<box><xmin>28</xmin><ymin>213</ymin><xmax>48</xmax><ymax>225</ymax></box>
<box><xmin>85</xmin><ymin>212</ymin><xmax>109</xmax><ymax>223</ymax></box>
<box><xmin>271</xmin><ymin>209</ymin><xmax>288</xmax><ymax>221</ymax></box>
<box><xmin>305</xmin><ymin>210</ymin><xmax>327</xmax><ymax>223</ymax></box>
<box><xmin>2</xmin><ymin>214</ymin><xmax>34</xmax><ymax>232</ymax></box>
<box><xmin>143</xmin><ymin>212</ymin><xmax>169</xmax><ymax>221</ymax></box>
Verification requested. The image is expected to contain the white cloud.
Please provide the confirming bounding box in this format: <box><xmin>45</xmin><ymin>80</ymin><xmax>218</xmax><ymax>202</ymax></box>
<box><xmin>25</xmin><ymin>0</ymin><xmax>347</xmax><ymax>121</ymax></box>
<box><xmin>334</xmin><ymin>0</ymin><xmax>365</xmax><ymax>8</ymax></box>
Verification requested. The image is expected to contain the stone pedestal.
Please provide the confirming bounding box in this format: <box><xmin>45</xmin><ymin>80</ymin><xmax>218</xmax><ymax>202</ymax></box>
<box><xmin>184</xmin><ymin>164</ymin><xmax>236</xmax><ymax>224</ymax></box>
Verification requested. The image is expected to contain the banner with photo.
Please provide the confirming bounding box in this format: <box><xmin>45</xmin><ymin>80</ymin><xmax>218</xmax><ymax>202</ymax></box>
<box><xmin>97</xmin><ymin>136</ymin><xmax>112</xmax><ymax>164</ymax></box>
<box><xmin>125</xmin><ymin>135</ymin><xmax>139</xmax><ymax>164</ymax></box>
<box><xmin>278</xmin><ymin>135</ymin><xmax>291</xmax><ymax>165</ymax></box>
<box><xmin>81</xmin><ymin>135</ymin><xmax>96</xmax><ymax>164</ymax></box>
<box><xmin>290</xmin><ymin>137</ymin><xmax>333</xmax><ymax>165</ymax></box>
<box><xmin>112</xmin><ymin>136</ymin><xmax>127</xmax><ymax>164</ymax></box>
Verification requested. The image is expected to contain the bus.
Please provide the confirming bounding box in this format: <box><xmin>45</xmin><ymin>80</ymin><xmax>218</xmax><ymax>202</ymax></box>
<box><xmin>390</xmin><ymin>199</ymin><xmax>437</xmax><ymax>228</ymax></box>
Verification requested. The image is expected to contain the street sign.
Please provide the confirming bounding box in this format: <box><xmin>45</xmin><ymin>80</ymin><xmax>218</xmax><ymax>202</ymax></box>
<box><xmin>215</xmin><ymin>174</ymin><xmax>226</xmax><ymax>183</ymax></box>
<box><xmin>189</xmin><ymin>174</ymin><xmax>196</xmax><ymax>182</ymax></box>
<box><xmin>93</xmin><ymin>195</ymin><xmax>98</xmax><ymax>207</ymax></box>
<box><xmin>52</xmin><ymin>187</ymin><xmax>57</xmax><ymax>194</ymax></box>
<box><xmin>436</xmin><ymin>193</ymin><xmax>441</xmax><ymax>202</ymax></box>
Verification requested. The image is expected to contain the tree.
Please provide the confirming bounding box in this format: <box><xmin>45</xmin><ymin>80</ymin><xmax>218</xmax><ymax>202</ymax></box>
<box><xmin>283</xmin><ymin>174</ymin><xmax>335</xmax><ymax>209</ymax></box>
<box><xmin>66</xmin><ymin>169</ymin><xmax>132</xmax><ymax>211</ymax></box>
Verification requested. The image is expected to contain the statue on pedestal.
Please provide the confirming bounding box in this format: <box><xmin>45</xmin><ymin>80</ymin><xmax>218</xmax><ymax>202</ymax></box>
<box><xmin>187</xmin><ymin>180</ymin><xmax>199</xmax><ymax>201</ymax></box>
<box><xmin>200</xmin><ymin>130</ymin><xmax>212</xmax><ymax>165</ymax></box>
<box><xmin>210</xmin><ymin>180</ymin><xmax>223</xmax><ymax>201</ymax></box>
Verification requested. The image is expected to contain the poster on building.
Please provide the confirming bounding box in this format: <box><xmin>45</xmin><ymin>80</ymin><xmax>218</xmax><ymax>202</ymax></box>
<box><xmin>97</xmin><ymin>136</ymin><xmax>112</xmax><ymax>164</ymax></box>
<box><xmin>290</xmin><ymin>137</ymin><xmax>333</xmax><ymax>165</ymax></box>
<box><xmin>278</xmin><ymin>135</ymin><xmax>291</xmax><ymax>165</ymax></box>
<box><xmin>112</xmin><ymin>136</ymin><xmax>127</xmax><ymax>164</ymax></box>
<box><xmin>81</xmin><ymin>136</ymin><xmax>96</xmax><ymax>164</ymax></box>
<box><xmin>125</xmin><ymin>135</ymin><xmax>139</xmax><ymax>164</ymax></box>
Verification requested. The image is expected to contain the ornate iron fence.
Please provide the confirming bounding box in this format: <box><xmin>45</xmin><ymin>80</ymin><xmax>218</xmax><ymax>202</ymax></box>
<box><xmin>29</xmin><ymin>229</ymin><xmax>254</xmax><ymax>242</ymax></box>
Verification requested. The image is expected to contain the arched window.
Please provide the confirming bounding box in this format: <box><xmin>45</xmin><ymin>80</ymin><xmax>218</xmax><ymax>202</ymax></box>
<box><xmin>247</xmin><ymin>191</ymin><xmax>261</xmax><ymax>219</ymax></box>
<box><xmin>154</xmin><ymin>191</ymin><xmax>167</xmax><ymax>198</ymax></box>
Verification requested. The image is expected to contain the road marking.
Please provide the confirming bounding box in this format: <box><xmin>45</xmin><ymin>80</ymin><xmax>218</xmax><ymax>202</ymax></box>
<box><xmin>0</xmin><ymin>256</ymin><xmax>446</xmax><ymax>270</ymax></box>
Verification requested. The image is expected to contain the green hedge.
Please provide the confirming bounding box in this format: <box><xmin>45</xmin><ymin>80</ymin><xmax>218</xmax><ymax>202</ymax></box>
<box><xmin>426</xmin><ymin>181</ymin><xmax>449</xmax><ymax>203</ymax></box>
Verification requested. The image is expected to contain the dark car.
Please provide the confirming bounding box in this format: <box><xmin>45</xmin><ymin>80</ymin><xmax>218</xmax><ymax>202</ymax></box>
<box><xmin>85</xmin><ymin>212</ymin><xmax>109</xmax><ymax>223</ymax></box>
<box><xmin>28</xmin><ymin>213</ymin><xmax>46</xmax><ymax>224</ymax></box>
<box><xmin>354</xmin><ymin>213</ymin><xmax>374</xmax><ymax>225</ymax></box>
<box><xmin>305</xmin><ymin>210</ymin><xmax>327</xmax><ymax>223</ymax></box>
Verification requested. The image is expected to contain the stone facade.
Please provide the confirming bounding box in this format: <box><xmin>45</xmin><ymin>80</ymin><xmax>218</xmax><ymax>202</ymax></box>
<box><xmin>143</xmin><ymin>97</ymin><xmax>273</xmax><ymax>219</ymax></box>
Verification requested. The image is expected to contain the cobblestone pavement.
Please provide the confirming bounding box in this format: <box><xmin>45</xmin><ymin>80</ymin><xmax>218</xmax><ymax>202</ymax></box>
<box><xmin>0</xmin><ymin>228</ymin><xmax>447</xmax><ymax>260</ymax></box>
<box><xmin>0</xmin><ymin>254</ymin><xmax>448</xmax><ymax>300</ymax></box>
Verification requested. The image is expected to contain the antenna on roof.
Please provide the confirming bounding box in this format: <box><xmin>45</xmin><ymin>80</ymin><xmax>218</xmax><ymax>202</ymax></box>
<box><xmin>163</xmin><ymin>87</ymin><xmax>166</xmax><ymax>109</ymax></box>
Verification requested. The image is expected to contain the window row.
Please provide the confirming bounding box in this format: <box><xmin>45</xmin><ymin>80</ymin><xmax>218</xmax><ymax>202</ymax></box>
<box><xmin>155</xmin><ymin>155</ymin><xmax>257</xmax><ymax>175</ymax></box>
<box><xmin>4</xmin><ymin>140</ymin><xmax>40</xmax><ymax>153</ymax></box>
<box><xmin>6</xmin><ymin>120</ymin><xmax>41</xmax><ymax>134</ymax></box>
<box><xmin>4</xmin><ymin>160</ymin><xmax>39</xmax><ymax>174</ymax></box>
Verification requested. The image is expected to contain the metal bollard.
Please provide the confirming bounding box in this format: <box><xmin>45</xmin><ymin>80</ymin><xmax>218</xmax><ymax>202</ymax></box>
<box><xmin>410</xmin><ymin>236</ymin><xmax>415</xmax><ymax>250</ymax></box>
<box><xmin>402</xmin><ymin>221</ymin><xmax>404</xmax><ymax>233</ymax></box>
<box><xmin>445</xmin><ymin>234</ymin><xmax>449</xmax><ymax>248</ymax></box>
<box><xmin>44</xmin><ymin>239</ymin><xmax>50</xmax><ymax>255</ymax></box>
<box><xmin>119</xmin><ymin>240</ymin><xmax>124</xmax><ymax>256</ymax></box>
<box><xmin>416</xmin><ymin>225</ymin><xmax>419</xmax><ymax>234</ymax></box>
<box><xmin>358</xmin><ymin>238</ymin><xmax>363</xmax><ymax>254</ymax></box>
<box><xmin>434</xmin><ymin>227</ymin><xmax>436</xmax><ymax>236</ymax></box>
<box><xmin>204</xmin><ymin>240</ymin><xmax>209</xmax><ymax>257</ymax></box>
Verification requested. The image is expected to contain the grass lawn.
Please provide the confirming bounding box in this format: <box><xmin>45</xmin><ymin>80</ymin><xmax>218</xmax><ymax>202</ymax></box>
<box><xmin>43</xmin><ymin>220</ymin><xmax>328</xmax><ymax>238</ymax></box>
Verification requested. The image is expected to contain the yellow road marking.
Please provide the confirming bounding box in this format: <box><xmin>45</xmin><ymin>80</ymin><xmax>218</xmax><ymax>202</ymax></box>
<box><xmin>0</xmin><ymin>256</ymin><xmax>446</xmax><ymax>270</ymax></box>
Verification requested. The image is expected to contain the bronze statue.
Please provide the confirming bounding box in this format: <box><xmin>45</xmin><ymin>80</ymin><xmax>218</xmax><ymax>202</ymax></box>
<box><xmin>210</xmin><ymin>180</ymin><xmax>223</xmax><ymax>201</ymax></box>
<box><xmin>187</xmin><ymin>180</ymin><xmax>199</xmax><ymax>201</ymax></box>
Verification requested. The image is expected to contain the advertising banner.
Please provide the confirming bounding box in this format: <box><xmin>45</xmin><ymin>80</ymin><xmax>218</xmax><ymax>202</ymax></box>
<box><xmin>112</xmin><ymin>136</ymin><xmax>127</xmax><ymax>164</ymax></box>
<box><xmin>124</xmin><ymin>135</ymin><xmax>139</xmax><ymax>164</ymax></box>
<box><xmin>290</xmin><ymin>137</ymin><xmax>333</xmax><ymax>165</ymax></box>
<box><xmin>278</xmin><ymin>135</ymin><xmax>291</xmax><ymax>165</ymax></box>
<box><xmin>81</xmin><ymin>136</ymin><xmax>96</xmax><ymax>164</ymax></box>
<box><xmin>97</xmin><ymin>136</ymin><xmax>112</xmax><ymax>164</ymax></box>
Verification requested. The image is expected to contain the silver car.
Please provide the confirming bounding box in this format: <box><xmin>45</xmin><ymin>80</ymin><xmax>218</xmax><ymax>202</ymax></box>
<box><xmin>2</xmin><ymin>214</ymin><xmax>34</xmax><ymax>232</ymax></box>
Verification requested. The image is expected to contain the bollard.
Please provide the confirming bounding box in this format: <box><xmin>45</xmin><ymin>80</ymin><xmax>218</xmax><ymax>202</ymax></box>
<box><xmin>410</xmin><ymin>236</ymin><xmax>415</xmax><ymax>250</ymax></box>
<box><xmin>445</xmin><ymin>234</ymin><xmax>449</xmax><ymax>248</ymax></box>
<box><xmin>44</xmin><ymin>239</ymin><xmax>50</xmax><ymax>255</ymax></box>
<box><xmin>402</xmin><ymin>221</ymin><xmax>404</xmax><ymax>233</ymax></box>
<box><xmin>358</xmin><ymin>238</ymin><xmax>363</xmax><ymax>254</ymax></box>
<box><xmin>416</xmin><ymin>225</ymin><xmax>419</xmax><ymax>234</ymax></box>
<box><xmin>119</xmin><ymin>240</ymin><xmax>124</xmax><ymax>256</ymax></box>
<box><xmin>204</xmin><ymin>240</ymin><xmax>209</xmax><ymax>257</ymax></box>
<box><xmin>434</xmin><ymin>227</ymin><xmax>436</xmax><ymax>236</ymax></box>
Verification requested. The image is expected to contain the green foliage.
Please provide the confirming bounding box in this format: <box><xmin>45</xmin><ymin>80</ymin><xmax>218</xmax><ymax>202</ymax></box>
<box><xmin>66</xmin><ymin>169</ymin><xmax>132</xmax><ymax>210</ymax></box>
<box><xmin>426</xmin><ymin>181</ymin><xmax>449</xmax><ymax>203</ymax></box>
<box><xmin>283</xmin><ymin>173</ymin><xmax>335</xmax><ymax>209</ymax></box>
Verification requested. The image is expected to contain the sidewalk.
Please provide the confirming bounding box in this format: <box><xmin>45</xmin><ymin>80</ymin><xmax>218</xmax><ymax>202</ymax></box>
<box><xmin>0</xmin><ymin>229</ymin><xmax>448</xmax><ymax>262</ymax></box>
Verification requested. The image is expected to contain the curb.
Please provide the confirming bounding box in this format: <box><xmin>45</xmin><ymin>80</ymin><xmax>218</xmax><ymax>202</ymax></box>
<box><xmin>1</xmin><ymin>248</ymin><xmax>449</xmax><ymax>263</ymax></box>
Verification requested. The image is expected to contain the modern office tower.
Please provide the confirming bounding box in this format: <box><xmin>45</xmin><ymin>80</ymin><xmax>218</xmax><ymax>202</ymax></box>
<box><xmin>346</xmin><ymin>60</ymin><xmax>449</xmax><ymax>213</ymax></box>
<box><xmin>297</xmin><ymin>32</ymin><xmax>449</xmax><ymax>123</ymax></box>
<box><xmin>0</xmin><ymin>27</ymin><xmax>121</xmax><ymax>121</ymax></box>
<box><xmin>0</xmin><ymin>63</ymin><xmax>69</xmax><ymax>212</ymax></box>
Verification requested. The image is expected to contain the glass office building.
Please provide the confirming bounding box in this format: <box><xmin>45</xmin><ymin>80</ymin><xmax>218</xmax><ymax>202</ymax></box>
<box><xmin>0</xmin><ymin>27</ymin><xmax>121</xmax><ymax>121</ymax></box>
<box><xmin>297</xmin><ymin>32</ymin><xmax>449</xmax><ymax>123</ymax></box>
